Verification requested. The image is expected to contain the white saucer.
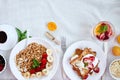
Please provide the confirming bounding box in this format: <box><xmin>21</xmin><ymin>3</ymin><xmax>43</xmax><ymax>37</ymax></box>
<box><xmin>0</xmin><ymin>24</ymin><xmax>18</xmax><ymax>50</ymax></box>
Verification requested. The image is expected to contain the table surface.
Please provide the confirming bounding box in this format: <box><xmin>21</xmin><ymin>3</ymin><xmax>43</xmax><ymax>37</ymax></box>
<box><xmin>0</xmin><ymin>0</ymin><xmax>120</xmax><ymax>80</ymax></box>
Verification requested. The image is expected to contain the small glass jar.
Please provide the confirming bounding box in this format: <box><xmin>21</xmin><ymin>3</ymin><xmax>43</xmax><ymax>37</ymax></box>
<box><xmin>92</xmin><ymin>21</ymin><xmax>115</xmax><ymax>42</ymax></box>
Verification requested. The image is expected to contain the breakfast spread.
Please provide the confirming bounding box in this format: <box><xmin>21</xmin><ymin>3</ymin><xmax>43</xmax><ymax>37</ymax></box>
<box><xmin>110</xmin><ymin>60</ymin><xmax>120</xmax><ymax>78</ymax></box>
<box><xmin>15</xmin><ymin>42</ymin><xmax>53</xmax><ymax>78</ymax></box>
<box><xmin>93</xmin><ymin>21</ymin><xmax>114</xmax><ymax>41</ymax></box>
<box><xmin>70</xmin><ymin>48</ymin><xmax>100</xmax><ymax>79</ymax></box>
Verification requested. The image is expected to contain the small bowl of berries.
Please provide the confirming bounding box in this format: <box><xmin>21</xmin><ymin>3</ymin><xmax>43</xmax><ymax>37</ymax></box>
<box><xmin>0</xmin><ymin>53</ymin><xmax>6</xmax><ymax>74</ymax></box>
<box><xmin>92</xmin><ymin>21</ymin><xmax>115</xmax><ymax>41</ymax></box>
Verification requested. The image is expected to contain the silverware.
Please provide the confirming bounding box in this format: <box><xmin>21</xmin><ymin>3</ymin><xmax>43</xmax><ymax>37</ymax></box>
<box><xmin>101</xmin><ymin>42</ymin><xmax>108</xmax><ymax>80</ymax></box>
<box><xmin>61</xmin><ymin>37</ymin><xmax>70</xmax><ymax>80</ymax></box>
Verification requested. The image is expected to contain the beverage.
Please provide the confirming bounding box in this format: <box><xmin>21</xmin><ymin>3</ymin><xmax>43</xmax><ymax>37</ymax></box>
<box><xmin>0</xmin><ymin>31</ymin><xmax>7</xmax><ymax>43</ymax></box>
<box><xmin>93</xmin><ymin>21</ymin><xmax>114</xmax><ymax>41</ymax></box>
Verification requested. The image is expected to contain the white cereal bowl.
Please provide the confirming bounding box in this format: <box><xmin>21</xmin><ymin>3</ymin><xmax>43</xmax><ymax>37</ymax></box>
<box><xmin>0</xmin><ymin>24</ymin><xmax>18</xmax><ymax>50</ymax></box>
<box><xmin>0</xmin><ymin>53</ymin><xmax>6</xmax><ymax>74</ymax></box>
<box><xmin>109</xmin><ymin>59</ymin><xmax>120</xmax><ymax>80</ymax></box>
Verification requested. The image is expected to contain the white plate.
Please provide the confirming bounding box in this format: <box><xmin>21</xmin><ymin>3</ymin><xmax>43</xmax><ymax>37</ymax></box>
<box><xmin>9</xmin><ymin>38</ymin><xmax>59</xmax><ymax>80</ymax></box>
<box><xmin>63</xmin><ymin>40</ymin><xmax>106</xmax><ymax>80</ymax></box>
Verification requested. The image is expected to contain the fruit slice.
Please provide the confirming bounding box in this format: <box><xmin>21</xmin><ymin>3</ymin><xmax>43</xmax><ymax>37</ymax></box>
<box><xmin>112</xmin><ymin>46</ymin><xmax>120</xmax><ymax>56</ymax></box>
<box><xmin>46</xmin><ymin>49</ymin><xmax>52</xmax><ymax>56</ymax></box>
<box><xmin>47</xmin><ymin>56</ymin><xmax>53</xmax><ymax>63</ymax></box>
<box><xmin>47</xmin><ymin>22</ymin><xmax>57</xmax><ymax>31</ymax></box>
<box><xmin>42</xmin><ymin>69</ymin><xmax>49</xmax><ymax>75</ymax></box>
<box><xmin>116</xmin><ymin>34</ymin><xmax>120</xmax><ymax>44</ymax></box>
<box><xmin>107</xmin><ymin>24</ymin><xmax>112</xmax><ymax>36</ymax></box>
<box><xmin>94</xmin><ymin>23</ymin><xmax>101</xmax><ymax>35</ymax></box>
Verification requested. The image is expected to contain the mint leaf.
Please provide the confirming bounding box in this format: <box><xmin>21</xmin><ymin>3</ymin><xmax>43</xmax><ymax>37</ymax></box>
<box><xmin>98</xmin><ymin>25</ymin><xmax>108</xmax><ymax>33</ymax></box>
<box><xmin>32</xmin><ymin>59</ymin><xmax>40</xmax><ymax>68</ymax></box>
<box><xmin>16</xmin><ymin>28</ymin><xmax>32</xmax><ymax>42</ymax></box>
<box><xmin>16</xmin><ymin>28</ymin><xmax>22</xmax><ymax>42</ymax></box>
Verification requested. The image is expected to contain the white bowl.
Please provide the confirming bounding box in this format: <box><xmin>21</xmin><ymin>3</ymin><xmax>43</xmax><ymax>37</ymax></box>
<box><xmin>0</xmin><ymin>53</ymin><xmax>6</xmax><ymax>74</ymax></box>
<box><xmin>0</xmin><ymin>24</ymin><xmax>18</xmax><ymax>50</ymax></box>
<box><xmin>109</xmin><ymin>59</ymin><xmax>120</xmax><ymax>80</ymax></box>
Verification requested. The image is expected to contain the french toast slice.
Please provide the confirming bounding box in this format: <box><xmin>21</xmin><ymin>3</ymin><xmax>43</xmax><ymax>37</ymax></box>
<box><xmin>70</xmin><ymin>48</ymin><xmax>99</xmax><ymax>79</ymax></box>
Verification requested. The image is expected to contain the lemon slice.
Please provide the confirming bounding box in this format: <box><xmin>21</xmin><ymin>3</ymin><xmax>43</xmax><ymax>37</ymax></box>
<box><xmin>47</xmin><ymin>22</ymin><xmax>57</xmax><ymax>31</ymax></box>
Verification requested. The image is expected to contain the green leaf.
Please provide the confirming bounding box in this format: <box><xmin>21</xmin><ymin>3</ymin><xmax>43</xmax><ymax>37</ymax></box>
<box><xmin>32</xmin><ymin>59</ymin><xmax>40</xmax><ymax>68</ymax></box>
<box><xmin>23</xmin><ymin>30</ymin><xmax>27</xmax><ymax>35</ymax></box>
<box><xmin>16</xmin><ymin>28</ymin><xmax>32</xmax><ymax>42</ymax></box>
<box><xmin>16</xmin><ymin>28</ymin><xmax>22</xmax><ymax>42</ymax></box>
<box><xmin>98</xmin><ymin>25</ymin><xmax>108</xmax><ymax>33</ymax></box>
<box><xmin>84</xmin><ymin>62</ymin><xmax>88</xmax><ymax>67</ymax></box>
<box><xmin>20</xmin><ymin>35</ymin><xmax>27</xmax><ymax>40</ymax></box>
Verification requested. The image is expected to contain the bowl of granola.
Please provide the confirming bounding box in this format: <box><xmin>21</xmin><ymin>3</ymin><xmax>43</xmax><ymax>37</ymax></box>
<box><xmin>109</xmin><ymin>59</ymin><xmax>120</xmax><ymax>80</ymax></box>
<box><xmin>9</xmin><ymin>38</ymin><xmax>59</xmax><ymax>80</ymax></box>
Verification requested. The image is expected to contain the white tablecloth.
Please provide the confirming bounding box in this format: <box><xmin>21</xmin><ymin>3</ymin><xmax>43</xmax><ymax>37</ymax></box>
<box><xmin>0</xmin><ymin>0</ymin><xmax>120</xmax><ymax>80</ymax></box>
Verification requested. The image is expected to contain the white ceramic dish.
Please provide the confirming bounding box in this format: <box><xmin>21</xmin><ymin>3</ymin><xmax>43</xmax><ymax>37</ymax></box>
<box><xmin>109</xmin><ymin>59</ymin><xmax>120</xmax><ymax>80</ymax></box>
<box><xmin>0</xmin><ymin>24</ymin><xmax>18</xmax><ymax>50</ymax></box>
<box><xmin>63</xmin><ymin>40</ymin><xmax>106</xmax><ymax>80</ymax></box>
<box><xmin>9</xmin><ymin>38</ymin><xmax>59</xmax><ymax>80</ymax></box>
<box><xmin>0</xmin><ymin>53</ymin><xmax>6</xmax><ymax>74</ymax></box>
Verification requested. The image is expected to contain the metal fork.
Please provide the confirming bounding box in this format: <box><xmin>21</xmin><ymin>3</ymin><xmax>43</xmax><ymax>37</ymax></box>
<box><xmin>61</xmin><ymin>37</ymin><xmax>70</xmax><ymax>80</ymax></box>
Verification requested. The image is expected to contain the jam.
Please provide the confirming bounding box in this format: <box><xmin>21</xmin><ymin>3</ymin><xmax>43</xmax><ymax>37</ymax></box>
<box><xmin>0</xmin><ymin>55</ymin><xmax>5</xmax><ymax>71</ymax></box>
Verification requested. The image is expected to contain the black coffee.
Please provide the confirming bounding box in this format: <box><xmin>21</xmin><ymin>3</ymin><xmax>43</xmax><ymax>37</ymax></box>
<box><xmin>0</xmin><ymin>31</ymin><xmax>7</xmax><ymax>43</ymax></box>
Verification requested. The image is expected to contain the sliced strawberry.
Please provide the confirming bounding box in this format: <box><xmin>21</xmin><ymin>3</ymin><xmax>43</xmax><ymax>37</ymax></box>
<box><xmin>42</xmin><ymin>52</ymin><xmax>48</xmax><ymax>59</ymax></box>
<box><xmin>29</xmin><ymin>69</ymin><xmax>36</xmax><ymax>74</ymax></box>
<box><xmin>99</xmin><ymin>33</ymin><xmax>105</xmax><ymax>40</ymax></box>
<box><xmin>87</xmin><ymin>63</ymin><xmax>94</xmax><ymax>69</ymax></box>
<box><xmin>93</xmin><ymin>67</ymin><xmax>100</xmax><ymax>73</ymax></box>
<box><xmin>89</xmin><ymin>56</ymin><xmax>95</xmax><ymax>61</ymax></box>
<box><xmin>0</xmin><ymin>64</ymin><xmax>4</xmax><ymax>71</ymax></box>
<box><xmin>83</xmin><ymin>57</ymin><xmax>93</xmax><ymax>64</ymax></box>
<box><xmin>82</xmin><ymin>74</ymin><xmax>88</xmax><ymax>79</ymax></box>
<box><xmin>107</xmin><ymin>25</ymin><xmax>112</xmax><ymax>36</ymax></box>
<box><xmin>41</xmin><ymin>58</ymin><xmax>47</xmax><ymax>65</ymax></box>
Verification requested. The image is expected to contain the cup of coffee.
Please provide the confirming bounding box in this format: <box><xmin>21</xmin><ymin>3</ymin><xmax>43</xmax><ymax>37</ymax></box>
<box><xmin>0</xmin><ymin>24</ymin><xmax>18</xmax><ymax>50</ymax></box>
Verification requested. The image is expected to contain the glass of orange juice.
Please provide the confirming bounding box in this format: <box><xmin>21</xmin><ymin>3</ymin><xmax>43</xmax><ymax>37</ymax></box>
<box><xmin>92</xmin><ymin>21</ymin><xmax>115</xmax><ymax>41</ymax></box>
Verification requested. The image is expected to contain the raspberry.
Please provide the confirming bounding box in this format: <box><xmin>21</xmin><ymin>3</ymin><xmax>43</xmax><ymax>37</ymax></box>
<box><xmin>29</xmin><ymin>69</ymin><xmax>36</xmax><ymax>74</ymax></box>
<box><xmin>42</xmin><ymin>52</ymin><xmax>48</xmax><ymax>59</ymax></box>
<box><xmin>35</xmin><ymin>66</ymin><xmax>42</xmax><ymax>72</ymax></box>
<box><xmin>41</xmin><ymin>58</ymin><xmax>47</xmax><ymax>65</ymax></box>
